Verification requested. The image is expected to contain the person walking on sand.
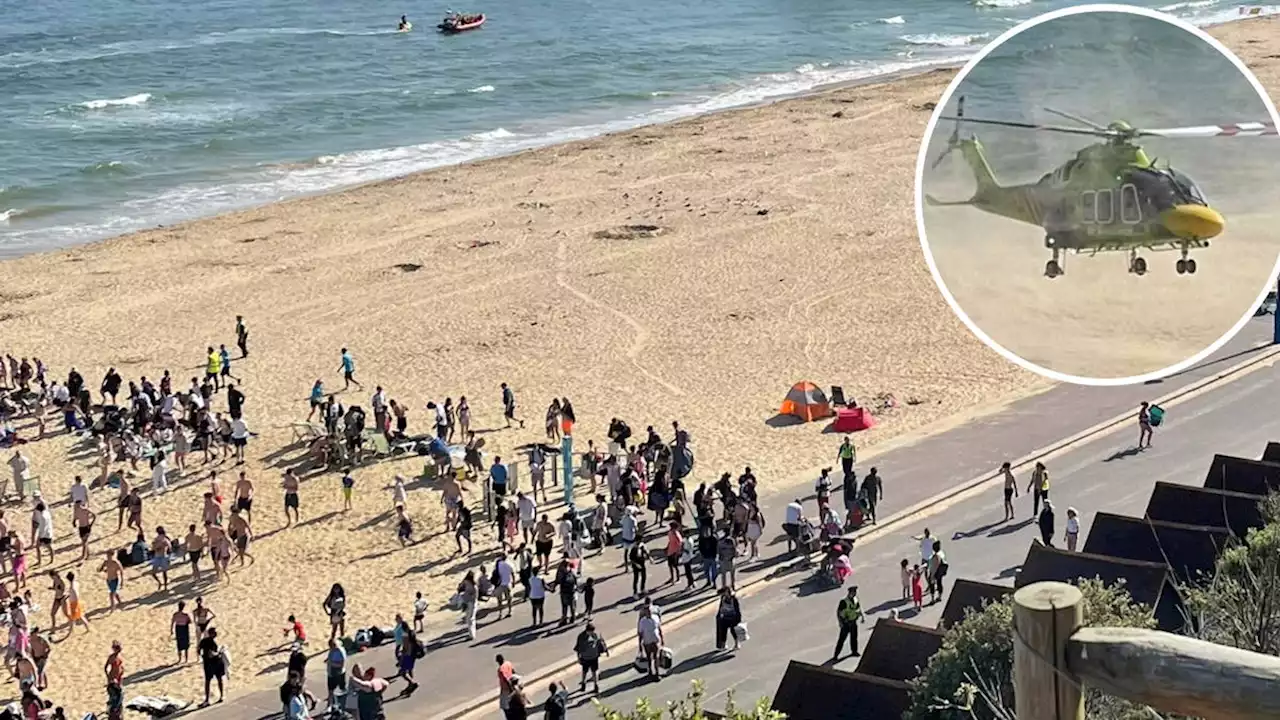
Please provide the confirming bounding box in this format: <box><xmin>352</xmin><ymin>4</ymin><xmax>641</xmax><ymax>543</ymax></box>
<box><xmin>339</xmin><ymin>348</ymin><xmax>362</xmax><ymax>391</ymax></box>
<box><xmin>172</xmin><ymin>601</ymin><xmax>193</xmax><ymax>664</ymax></box>
<box><xmin>104</xmin><ymin>640</ymin><xmax>125</xmax><ymax>720</ymax></box>
<box><xmin>228</xmin><ymin>508</ymin><xmax>253</xmax><ymax>567</ymax></box>
<box><xmin>47</xmin><ymin>570</ymin><xmax>67</xmax><ymax>631</ymax></box>
<box><xmin>233</xmin><ymin>471</ymin><xmax>255</xmax><ymax>525</ymax></box>
<box><xmin>150</xmin><ymin>527</ymin><xmax>173</xmax><ymax>591</ymax></box>
<box><xmin>1000</xmin><ymin>462</ymin><xmax>1018</xmax><ymax>521</ymax></box>
<box><xmin>308</xmin><ymin>380</ymin><xmax>325</xmax><ymax>422</ymax></box>
<box><xmin>218</xmin><ymin>345</ymin><xmax>240</xmax><ymax>385</ymax></box>
<box><xmin>1028</xmin><ymin>462</ymin><xmax>1049</xmax><ymax>517</ymax></box>
<box><xmin>73</xmin><ymin>500</ymin><xmax>97</xmax><ymax>562</ymax></box>
<box><xmin>99</xmin><ymin>551</ymin><xmax>124</xmax><ymax>611</ymax></box>
<box><xmin>235</xmin><ymin>316</ymin><xmax>249</xmax><ymax>358</ymax></box>
<box><xmin>324</xmin><ymin>583</ymin><xmax>348</xmax><ymax>642</ymax></box>
<box><xmin>501</xmin><ymin>383</ymin><xmax>524</xmax><ymax>429</ymax></box>
<box><xmin>205</xmin><ymin>347</ymin><xmax>223</xmax><ymax>392</ymax></box>
<box><xmin>282</xmin><ymin>469</ymin><xmax>301</xmax><ymax>526</ymax></box>
<box><xmin>66</xmin><ymin>571</ymin><xmax>90</xmax><ymax>632</ymax></box>
<box><xmin>30</xmin><ymin>501</ymin><xmax>54</xmax><ymax>568</ymax></box>
<box><xmin>198</xmin><ymin>627</ymin><xmax>228</xmax><ymax>706</ymax></box>
<box><xmin>1138</xmin><ymin>401</ymin><xmax>1154</xmax><ymax>449</ymax></box>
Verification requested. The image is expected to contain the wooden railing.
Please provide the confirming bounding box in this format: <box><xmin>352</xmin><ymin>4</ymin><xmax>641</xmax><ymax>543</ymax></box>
<box><xmin>1013</xmin><ymin>581</ymin><xmax>1280</xmax><ymax>720</ymax></box>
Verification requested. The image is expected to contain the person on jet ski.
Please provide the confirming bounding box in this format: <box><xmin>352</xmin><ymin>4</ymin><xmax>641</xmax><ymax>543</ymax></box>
<box><xmin>398</xmin><ymin>15</ymin><xmax>410</xmax><ymax>30</ymax></box>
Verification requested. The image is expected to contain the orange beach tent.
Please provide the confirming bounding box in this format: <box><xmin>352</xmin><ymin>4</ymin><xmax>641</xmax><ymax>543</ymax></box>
<box><xmin>780</xmin><ymin>381</ymin><xmax>833</xmax><ymax>422</ymax></box>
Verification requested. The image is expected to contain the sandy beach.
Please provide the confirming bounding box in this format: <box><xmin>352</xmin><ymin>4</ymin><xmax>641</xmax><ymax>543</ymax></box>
<box><xmin>0</xmin><ymin>15</ymin><xmax>1276</xmax><ymax>716</ymax></box>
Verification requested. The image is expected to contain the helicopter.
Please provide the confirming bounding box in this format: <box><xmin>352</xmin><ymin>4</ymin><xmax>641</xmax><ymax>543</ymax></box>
<box><xmin>924</xmin><ymin>95</ymin><xmax>1277</xmax><ymax>278</ymax></box>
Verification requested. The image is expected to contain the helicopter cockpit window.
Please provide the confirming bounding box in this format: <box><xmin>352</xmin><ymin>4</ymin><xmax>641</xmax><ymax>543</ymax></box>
<box><xmin>1126</xmin><ymin>168</ymin><xmax>1179</xmax><ymax>212</ymax></box>
<box><xmin>1168</xmin><ymin>169</ymin><xmax>1208</xmax><ymax>206</ymax></box>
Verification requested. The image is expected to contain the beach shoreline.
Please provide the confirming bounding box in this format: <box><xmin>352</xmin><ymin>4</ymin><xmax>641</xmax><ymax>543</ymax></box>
<box><xmin>0</xmin><ymin>14</ymin><xmax>1277</xmax><ymax>717</ymax></box>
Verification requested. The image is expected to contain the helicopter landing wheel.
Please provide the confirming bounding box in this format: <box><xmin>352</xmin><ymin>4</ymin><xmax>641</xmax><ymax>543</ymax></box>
<box><xmin>1186</xmin><ymin>259</ymin><xmax>1197</xmax><ymax>274</ymax></box>
<box><xmin>1044</xmin><ymin>260</ymin><xmax>1063</xmax><ymax>278</ymax></box>
<box><xmin>1176</xmin><ymin>259</ymin><xmax>1187</xmax><ymax>275</ymax></box>
<box><xmin>1131</xmin><ymin>256</ymin><xmax>1148</xmax><ymax>276</ymax></box>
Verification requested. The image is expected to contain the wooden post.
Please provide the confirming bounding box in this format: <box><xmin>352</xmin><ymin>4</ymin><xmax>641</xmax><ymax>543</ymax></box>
<box><xmin>1067</xmin><ymin>626</ymin><xmax>1280</xmax><ymax>720</ymax></box>
<box><xmin>1013</xmin><ymin>581</ymin><xmax>1085</xmax><ymax>720</ymax></box>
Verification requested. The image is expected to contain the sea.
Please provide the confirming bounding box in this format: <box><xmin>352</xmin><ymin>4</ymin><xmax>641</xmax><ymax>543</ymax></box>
<box><xmin>1</xmin><ymin>0</ymin><xmax>1276</xmax><ymax>256</ymax></box>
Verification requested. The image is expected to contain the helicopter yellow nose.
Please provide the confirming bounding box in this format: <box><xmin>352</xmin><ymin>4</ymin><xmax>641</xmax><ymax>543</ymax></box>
<box><xmin>1162</xmin><ymin>205</ymin><xmax>1225</xmax><ymax>240</ymax></box>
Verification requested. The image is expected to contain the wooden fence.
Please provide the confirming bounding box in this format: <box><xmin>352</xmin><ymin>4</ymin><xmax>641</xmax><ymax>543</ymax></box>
<box><xmin>1013</xmin><ymin>581</ymin><xmax>1280</xmax><ymax>720</ymax></box>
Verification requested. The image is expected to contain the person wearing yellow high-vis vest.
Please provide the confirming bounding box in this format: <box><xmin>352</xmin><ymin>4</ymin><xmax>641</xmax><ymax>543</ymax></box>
<box><xmin>832</xmin><ymin>585</ymin><xmax>866</xmax><ymax>661</ymax></box>
<box><xmin>837</xmin><ymin>437</ymin><xmax>856</xmax><ymax>479</ymax></box>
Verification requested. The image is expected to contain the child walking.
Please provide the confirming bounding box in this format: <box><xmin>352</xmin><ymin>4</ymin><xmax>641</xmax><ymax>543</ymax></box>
<box><xmin>900</xmin><ymin>558</ymin><xmax>911</xmax><ymax>601</ymax></box>
<box><xmin>341</xmin><ymin>473</ymin><xmax>355</xmax><ymax>512</ymax></box>
<box><xmin>910</xmin><ymin>564</ymin><xmax>924</xmax><ymax>611</ymax></box>
<box><xmin>582</xmin><ymin>577</ymin><xmax>596</xmax><ymax>617</ymax></box>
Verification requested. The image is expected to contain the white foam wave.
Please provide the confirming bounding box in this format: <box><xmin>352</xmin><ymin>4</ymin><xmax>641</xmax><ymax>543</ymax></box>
<box><xmin>468</xmin><ymin>85</ymin><xmax>496</xmax><ymax>93</ymax></box>
<box><xmin>1159</xmin><ymin>0</ymin><xmax>1219</xmax><ymax>10</ymax></box>
<box><xmin>900</xmin><ymin>33</ymin><xmax>989</xmax><ymax>47</ymax></box>
<box><xmin>0</xmin><ymin>209</ymin><xmax>20</xmax><ymax>223</ymax></box>
<box><xmin>8</xmin><ymin>54</ymin><xmax>972</xmax><ymax>252</ymax></box>
<box><xmin>974</xmin><ymin>0</ymin><xmax>1032</xmax><ymax>7</ymax></box>
<box><xmin>1180</xmin><ymin>3</ymin><xmax>1280</xmax><ymax>25</ymax></box>
<box><xmin>77</xmin><ymin>93</ymin><xmax>152</xmax><ymax>110</ymax></box>
<box><xmin>879</xmin><ymin>16</ymin><xmax>906</xmax><ymax>24</ymax></box>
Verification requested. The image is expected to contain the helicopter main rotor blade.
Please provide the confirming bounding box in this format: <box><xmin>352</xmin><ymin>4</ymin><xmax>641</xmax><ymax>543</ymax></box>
<box><xmin>1137</xmin><ymin>121</ymin><xmax>1278</xmax><ymax>138</ymax></box>
<box><xmin>1042</xmin><ymin>107</ymin><xmax>1108</xmax><ymax>131</ymax></box>
<box><xmin>936</xmin><ymin>115</ymin><xmax>1116</xmax><ymax>138</ymax></box>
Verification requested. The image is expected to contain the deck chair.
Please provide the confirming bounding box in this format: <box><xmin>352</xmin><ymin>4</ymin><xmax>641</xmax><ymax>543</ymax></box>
<box><xmin>364</xmin><ymin>431</ymin><xmax>393</xmax><ymax>459</ymax></box>
<box><xmin>19</xmin><ymin>475</ymin><xmax>40</xmax><ymax>499</ymax></box>
<box><xmin>290</xmin><ymin>422</ymin><xmax>324</xmax><ymax>444</ymax></box>
<box><xmin>830</xmin><ymin>386</ymin><xmax>848</xmax><ymax>407</ymax></box>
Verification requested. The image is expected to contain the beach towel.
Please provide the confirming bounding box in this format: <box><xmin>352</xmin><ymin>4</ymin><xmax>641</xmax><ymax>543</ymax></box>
<box><xmin>125</xmin><ymin>696</ymin><xmax>191</xmax><ymax>716</ymax></box>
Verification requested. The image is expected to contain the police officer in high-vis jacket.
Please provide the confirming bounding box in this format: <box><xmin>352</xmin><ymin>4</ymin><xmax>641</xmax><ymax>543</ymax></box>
<box><xmin>833</xmin><ymin>585</ymin><xmax>866</xmax><ymax>660</ymax></box>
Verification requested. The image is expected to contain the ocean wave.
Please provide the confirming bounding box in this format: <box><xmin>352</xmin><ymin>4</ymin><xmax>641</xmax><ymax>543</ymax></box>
<box><xmin>0</xmin><ymin>209</ymin><xmax>22</xmax><ymax>223</ymax></box>
<box><xmin>468</xmin><ymin>85</ymin><xmax>496</xmax><ymax>93</ymax></box>
<box><xmin>79</xmin><ymin>160</ymin><xmax>136</xmax><ymax>177</ymax></box>
<box><xmin>878</xmin><ymin>16</ymin><xmax>906</xmax><ymax>24</ymax></box>
<box><xmin>8</xmin><ymin>53</ymin><xmax>972</xmax><ymax>251</ymax></box>
<box><xmin>77</xmin><ymin>93</ymin><xmax>152</xmax><ymax>110</ymax></box>
<box><xmin>1159</xmin><ymin>0</ymin><xmax>1219</xmax><ymax>10</ymax></box>
<box><xmin>975</xmin><ymin>0</ymin><xmax>1032</xmax><ymax>7</ymax></box>
<box><xmin>900</xmin><ymin>33</ymin><xmax>989</xmax><ymax>47</ymax></box>
<box><xmin>1181</xmin><ymin>3</ymin><xmax>1280</xmax><ymax>25</ymax></box>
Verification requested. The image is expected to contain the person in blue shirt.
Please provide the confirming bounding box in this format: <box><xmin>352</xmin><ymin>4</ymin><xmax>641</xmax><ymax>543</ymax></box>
<box><xmin>308</xmin><ymin>380</ymin><xmax>325</xmax><ymax>422</ymax></box>
<box><xmin>490</xmin><ymin>457</ymin><xmax>509</xmax><ymax>500</ymax></box>
<box><xmin>339</xmin><ymin>348</ymin><xmax>362</xmax><ymax>391</ymax></box>
<box><xmin>218</xmin><ymin>345</ymin><xmax>240</xmax><ymax>386</ymax></box>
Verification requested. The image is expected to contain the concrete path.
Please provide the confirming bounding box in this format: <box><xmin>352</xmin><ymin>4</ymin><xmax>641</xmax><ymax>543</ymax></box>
<box><xmin>188</xmin><ymin>317</ymin><xmax>1276</xmax><ymax>719</ymax></box>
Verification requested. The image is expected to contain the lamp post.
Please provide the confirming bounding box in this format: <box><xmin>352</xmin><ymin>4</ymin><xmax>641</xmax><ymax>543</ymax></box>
<box><xmin>562</xmin><ymin>434</ymin><xmax>574</xmax><ymax>507</ymax></box>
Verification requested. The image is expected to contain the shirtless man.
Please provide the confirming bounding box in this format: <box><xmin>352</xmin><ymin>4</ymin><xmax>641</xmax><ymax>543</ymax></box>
<box><xmin>533</xmin><ymin>515</ymin><xmax>557</xmax><ymax>574</ymax></box>
<box><xmin>282</xmin><ymin>470</ymin><xmax>301</xmax><ymax>526</ymax></box>
<box><xmin>73</xmin><ymin>500</ymin><xmax>98</xmax><ymax>562</ymax></box>
<box><xmin>150</xmin><ymin>529</ymin><xmax>173</xmax><ymax>591</ymax></box>
<box><xmin>115</xmin><ymin>473</ymin><xmax>132</xmax><ymax>532</ymax></box>
<box><xmin>207</xmin><ymin>523</ymin><xmax>232</xmax><ymax>582</ymax></box>
<box><xmin>185</xmin><ymin>524</ymin><xmax>206</xmax><ymax>581</ymax></box>
<box><xmin>440</xmin><ymin>475</ymin><xmax>463</xmax><ymax>532</ymax></box>
<box><xmin>98</xmin><ymin>551</ymin><xmax>124</xmax><ymax>612</ymax></box>
<box><xmin>201</xmin><ymin>492</ymin><xmax>223</xmax><ymax>528</ymax></box>
<box><xmin>234</xmin><ymin>471</ymin><xmax>255</xmax><ymax>525</ymax></box>
<box><xmin>28</xmin><ymin>630</ymin><xmax>49</xmax><ymax>690</ymax></box>
<box><xmin>47</xmin><ymin>571</ymin><xmax>67</xmax><ymax>631</ymax></box>
<box><xmin>227</xmin><ymin>509</ymin><xmax>253</xmax><ymax>567</ymax></box>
